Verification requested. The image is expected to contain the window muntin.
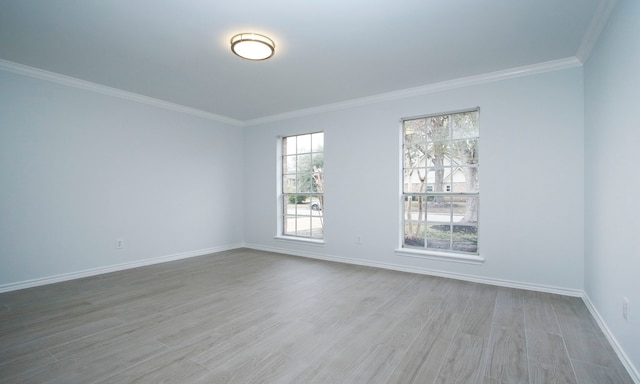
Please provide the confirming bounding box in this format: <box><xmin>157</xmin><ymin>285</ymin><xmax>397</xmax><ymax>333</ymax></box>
<box><xmin>282</xmin><ymin>132</ymin><xmax>324</xmax><ymax>239</ymax></box>
<box><xmin>402</xmin><ymin>110</ymin><xmax>479</xmax><ymax>254</ymax></box>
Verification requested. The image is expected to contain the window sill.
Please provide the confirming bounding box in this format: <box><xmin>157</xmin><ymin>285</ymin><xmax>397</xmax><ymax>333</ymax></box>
<box><xmin>274</xmin><ymin>236</ymin><xmax>325</xmax><ymax>247</ymax></box>
<box><xmin>395</xmin><ymin>248</ymin><xmax>484</xmax><ymax>265</ymax></box>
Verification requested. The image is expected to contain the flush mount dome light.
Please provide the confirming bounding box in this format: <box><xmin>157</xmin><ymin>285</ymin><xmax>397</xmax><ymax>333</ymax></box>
<box><xmin>230</xmin><ymin>33</ymin><xmax>275</xmax><ymax>60</ymax></box>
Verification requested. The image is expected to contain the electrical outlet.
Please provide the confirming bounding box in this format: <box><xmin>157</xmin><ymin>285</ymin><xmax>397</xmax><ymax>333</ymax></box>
<box><xmin>115</xmin><ymin>238</ymin><xmax>124</xmax><ymax>249</ymax></box>
<box><xmin>623</xmin><ymin>297</ymin><xmax>630</xmax><ymax>322</ymax></box>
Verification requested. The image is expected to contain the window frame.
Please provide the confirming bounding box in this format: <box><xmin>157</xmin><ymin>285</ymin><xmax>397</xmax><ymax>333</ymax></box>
<box><xmin>276</xmin><ymin>132</ymin><xmax>325</xmax><ymax>242</ymax></box>
<box><xmin>397</xmin><ymin>108</ymin><xmax>483</xmax><ymax>263</ymax></box>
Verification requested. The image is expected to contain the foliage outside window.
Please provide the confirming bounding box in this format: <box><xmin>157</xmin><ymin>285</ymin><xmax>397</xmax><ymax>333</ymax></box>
<box><xmin>282</xmin><ymin>132</ymin><xmax>324</xmax><ymax>239</ymax></box>
<box><xmin>402</xmin><ymin>109</ymin><xmax>479</xmax><ymax>254</ymax></box>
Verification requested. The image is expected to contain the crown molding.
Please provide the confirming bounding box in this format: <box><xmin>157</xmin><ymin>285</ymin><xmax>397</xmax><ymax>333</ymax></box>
<box><xmin>576</xmin><ymin>0</ymin><xmax>618</xmax><ymax>64</ymax></box>
<box><xmin>0</xmin><ymin>59</ymin><xmax>245</xmax><ymax>127</ymax></box>
<box><xmin>3</xmin><ymin>56</ymin><xmax>583</xmax><ymax>128</ymax></box>
<box><xmin>245</xmin><ymin>57</ymin><xmax>582</xmax><ymax>126</ymax></box>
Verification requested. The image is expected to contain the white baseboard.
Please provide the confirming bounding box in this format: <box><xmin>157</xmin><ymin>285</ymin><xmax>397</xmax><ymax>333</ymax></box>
<box><xmin>582</xmin><ymin>294</ymin><xmax>640</xmax><ymax>384</ymax></box>
<box><xmin>243</xmin><ymin>243</ymin><xmax>583</xmax><ymax>297</ymax></box>
<box><xmin>0</xmin><ymin>243</ymin><xmax>244</xmax><ymax>293</ymax></box>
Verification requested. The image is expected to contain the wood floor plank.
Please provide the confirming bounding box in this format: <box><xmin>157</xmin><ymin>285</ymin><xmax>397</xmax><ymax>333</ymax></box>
<box><xmin>550</xmin><ymin>295</ymin><xmax>620</xmax><ymax>369</ymax></box>
<box><xmin>385</xmin><ymin>303</ymin><xmax>464</xmax><ymax>384</ymax></box>
<box><xmin>0</xmin><ymin>316</ymin><xmax>124</xmax><ymax>372</ymax></box>
<box><xmin>571</xmin><ymin>359</ymin><xmax>636</xmax><ymax>384</ymax></box>
<box><xmin>436</xmin><ymin>333</ymin><xmax>487</xmax><ymax>384</ymax></box>
<box><xmin>97</xmin><ymin>333</ymin><xmax>224</xmax><ymax>384</ymax></box>
<box><xmin>0</xmin><ymin>248</ymin><xmax>634</xmax><ymax>384</ymax></box>
<box><xmin>495</xmin><ymin>287</ymin><xmax>525</xmax><ymax>309</ymax></box>
<box><xmin>290</xmin><ymin>312</ymin><xmax>400</xmax><ymax>383</ymax></box>
<box><xmin>459</xmin><ymin>284</ymin><xmax>498</xmax><ymax>338</ymax></box>
<box><xmin>190</xmin><ymin>319</ymin><xmax>290</xmax><ymax>370</ymax></box>
<box><xmin>195</xmin><ymin>351</ymin><xmax>293</xmax><ymax>384</ymax></box>
<box><xmin>46</xmin><ymin>311</ymin><xmax>172</xmax><ymax>361</ymax></box>
<box><xmin>482</xmin><ymin>376</ymin><xmax>502</xmax><ymax>384</ymax></box>
<box><xmin>374</xmin><ymin>274</ymin><xmax>439</xmax><ymax>316</ymax></box>
<box><xmin>526</xmin><ymin>328</ymin><xmax>577</xmax><ymax>384</ymax></box>
<box><xmin>345</xmin><ymin>344</ymin><xmax>405</xmax><ymax>384</ymax></box>
<box><xmin>379</xmin><ymin>311</ymin><xmax>429</xmax><ymax>351</ymax></box>
<box><xmin>385</xmin><ymin>335</ymin><xmax>450</xmax><ymax>384</ymax></box>
<box><xmin>0</xmin><ymin>349</ymin><xmax>55</xmax><ymax>383</ymax></box>
<box><xmin>9</xmin><ymin>337</ymin><xmax>167</xmax><ymax>384</ymax></box>
<box><xmin>523</xmin><ymin>290</ymin><xmax>561</xmax><ymax>334</ymax></box>
<box><xmin>485</xmin><ymin>323</ymin><xmax>529</xmax><ymax>384</ymax></box>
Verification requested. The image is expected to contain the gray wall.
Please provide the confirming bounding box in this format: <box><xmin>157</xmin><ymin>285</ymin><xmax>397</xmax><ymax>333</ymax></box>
<box><xmin>244</xmin><ymin>67</ymin><xmax>585</xmax><ymax>293</ymax></box>
<box><xmin>584</xmin><ymin>0</ymin><xmax>640</xmax><ymax>374</ymax></box>
<box><xmin>0</xmin><ymin>70</ymin><xmax>244</xmax><ymax>286</ymax></box>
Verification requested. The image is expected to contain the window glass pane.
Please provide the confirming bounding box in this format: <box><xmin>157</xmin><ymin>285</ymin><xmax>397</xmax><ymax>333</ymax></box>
<box><xmin>452</xmin><ymin>225</ymin><xmax>478</xmax><ymax>253</ymax></box>
<box><xmin>468</xmin><ymin>166</ymin><xmax>479</xmax><ymax>191</ymax></box>
<box><xmin>452</xmin><ymin>196</ymin><xmax>478</xmax><ymax>223</ymax></box>
<box><xmin>312</xmin><ymin>154</ymin><xmax>324</xmax><ymax>175</ymax></box>
<box><xmin>297</xmin><ymin>134</ymin><xmax>311</xmax><ymax>153</ymax></box>
<box><xmin>425</xmin><ymin>143</ymin><xmax>450</xmax><ymax>166</ymax></box>
<box><xmin>297</xmin><ymin>175</ymin><xmax>313</xmax><ymax>193</ymax></box>
<box><xmin>452</xmin><ymin>110</ymin><xmax>479</xmax><ymax>139</ymax></box>
<box><xmin>312</xmin><ymin>132</ymin><xmax>324</xmax><ymax>152</ymax></box>
<box><xmin>404</xmin><ymin>222</ymin><xmax>425</xmax><ymax>248</ymax></box>
<box><xmin>283</xmin><ymin>175</ymin><xmax>296</xmax><ymax>193</ymax></box>
<box><xmin>427</xmin><ymin>168</ymin><xmax>447</xmax><ymax>193</ymax></box>
<box><xmin>426</xmin><ymin>196</ymin><xmax>452</xmax><ymax>223</ymax></box>
<box><xmin>452</xmin><ymin>139</ymin><xmax>478</xmax><ymax>165</ymax></box>
<box><xmin>283</xmin><ymin>136</ymin><xmax>297</xmax><ymax>155</ymax></box>
<box><xmin>294</xmin><ymin>216</ymin><xmax>311</xmax><ymax>237</ymax></box>
<box><xmin>426</xmin><ymin>223</ymin><xmax>452</xmax><ymax>250</ymax></box>
<box><xmin>310</xmin><ymin>196</ymin><xmax>323</xmax><ymax>212</ymax></box>
<box><xmin>403</xmin><ymin>118</ymin><xmax>427</xmax><ymax>138</ymax></box>
<box><xmin>404</xmin><ymin>138</ymin><xmax>427</xmax><ymax>167</ymax></box>
<box><xmin>425</xmin><ymin>168</ymin><xmax>436</xmax><ymax>192</ymax></box>
<box><xmin>425</xmin><ymin>115</ymin><xmax>450</xmax><ymax>142</ymax></box>
<box><xmin>449</xmin><ymin>166</ymin><xmax>479</xmax><ymax>192</ymax></box>
<box><xmin>284</xmin><ymin>195</ymin><xmax>294</xmax><ymax>214</ymax></box>
<box><xmin>296</xmin><ymin>154</ymin><xmax>312</xmax><ymax>173</ymax></box>
<box><xmin>312</xmin><ymin>154</ymin><xmax>324</xmax><ymax>194</ymax></box>
<box><xmin>284</xmin><ymin>217</ymin><xmax>295</xmax><ymax>236</ymax></box>
<box><xmin>404</xmin><ymin>169</ymin><xmax>422</xmax><ymax>193</ymax></box>
<box><xmin>310</xmin><ymin>215</ymin><xmax>323</xmax><ymax>238</ymax></box>
<box><xmin>405</xmin><ymin>196</ymin><xmax>427</xmax><ymax>221</ymax></box>
<box><xmin>283</xmin><ymin>155</ymin><xmax>296</xmax><ymax>174</ymax></box>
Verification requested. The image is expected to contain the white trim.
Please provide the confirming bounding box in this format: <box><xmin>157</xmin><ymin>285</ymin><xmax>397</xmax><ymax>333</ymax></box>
<box><xmin>576</xmin><ymin>0</ymin><xmax>619</xmax><ymax>63</ymax></box>
<box><xmin>0</xmin><ymin>59</ymin><xmax>245</xmax><ymax>127</ymax></box>
<box><xmin>274</xmin><ymin>236</ymin><xmax>325</xmax><ymax>246</ymax></box>
<box><xmin>582</xmin><ymin>294</ymin><xmax>640</xmax><ymax>384</ymax></box>
<box><xmin>244</xmin><ymin>243</ymin><xmax>582</xmax><ymax>297</ymax></box>
<box><xmin>2</xmin><ymin>57</ymin><xmax>582</xmax><ymax>127</ymax></box>
<box><xmin>244</xmin><ymin>57</ymin><xmax>582</xmax><ymax>126</ymax></box>
<box><xmin>395</xmin><ymin>248</ymin><xmax>484</xmax><ymax>265</ymax></box>
<box><xmin>0</xmin><ymin>244</ymin><xmax>244</xmax><ymax>293</ymax></box>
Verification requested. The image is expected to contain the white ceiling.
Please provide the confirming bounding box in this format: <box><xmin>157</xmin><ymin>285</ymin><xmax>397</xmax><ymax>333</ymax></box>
<box><xmin>0</xmin><ymin>0</ymin><xmax>611</xmax><ymax>122</ymax></box>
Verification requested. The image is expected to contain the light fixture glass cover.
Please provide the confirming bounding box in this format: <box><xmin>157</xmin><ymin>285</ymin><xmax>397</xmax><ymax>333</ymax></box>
<box><xmin>230</xmin><ymin>33</ymin><xmax>275</xmax><ymax>60</ymax></box>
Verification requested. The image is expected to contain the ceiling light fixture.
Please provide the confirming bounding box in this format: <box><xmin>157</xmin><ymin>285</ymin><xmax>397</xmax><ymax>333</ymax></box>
<box><xmin>230</xmin><ymin>33</ymin><xmax>275</xmax><ymax>61</ymax></box>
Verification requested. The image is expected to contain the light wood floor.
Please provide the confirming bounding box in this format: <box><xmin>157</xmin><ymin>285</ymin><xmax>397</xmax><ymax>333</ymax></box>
<box><xmin>0</xmin><ymin>248</ymin><xmax>634</xmax><ymax>384</ymax></box>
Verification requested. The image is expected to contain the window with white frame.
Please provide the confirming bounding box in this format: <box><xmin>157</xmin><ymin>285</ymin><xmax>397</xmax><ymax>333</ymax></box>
<box><xmin>402</xmin><ymin>109</ymin><xmax>479</xmax><ymax>254</ymax></box>
<box><xmin>281</xmin><ymin>132</ymin><xmax>324</xmax><ymax>239</ymax></box>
